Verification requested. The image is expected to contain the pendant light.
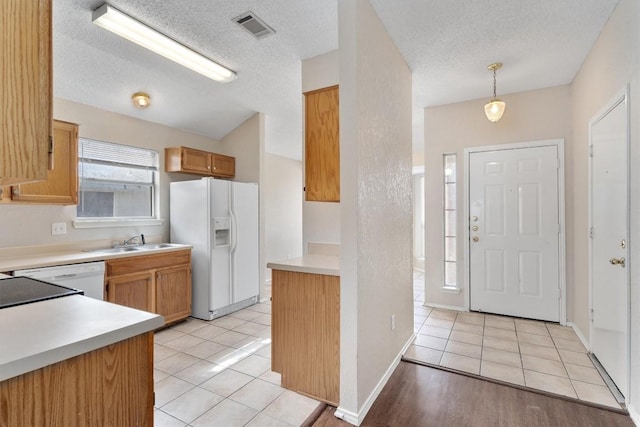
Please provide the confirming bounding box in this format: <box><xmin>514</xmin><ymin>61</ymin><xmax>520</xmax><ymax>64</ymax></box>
<box><xmin>484</xmin><ymin>62</ymin><xmax>506</xmax><ymax>122</ymax></box>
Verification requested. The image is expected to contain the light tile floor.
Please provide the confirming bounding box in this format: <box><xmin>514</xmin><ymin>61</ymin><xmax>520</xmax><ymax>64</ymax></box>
<box><xmin>406</xmin><ymin>271</ymin><xmax>621</xmax><ymax>409</ymax></box>
<box><xmin>153</xmin><ymin>300</ymin><xmax>321</xmax><ymax>427</ymax></box>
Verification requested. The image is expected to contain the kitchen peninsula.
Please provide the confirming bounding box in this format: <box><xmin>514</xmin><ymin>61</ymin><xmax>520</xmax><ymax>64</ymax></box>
<box><xmin>268</xmin><ymin>254</ymin><xmax>340</xmax><ymax>405</ymax></box>
<box><xmin>0</xmin><ymin>291</ymin><xmax>163</xmax><ymax>426</ymax></box>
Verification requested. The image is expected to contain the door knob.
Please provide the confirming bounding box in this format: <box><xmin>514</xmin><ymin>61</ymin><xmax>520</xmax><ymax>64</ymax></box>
<box><xmin>472</xmin><ymin>225</ymin><xmax>479</xmax><ymax>231</ymax></box>
<box><xmin>609</xmin><ymin>257</ymin><xmax>626</xmax><ymax>267</ymax></box>
<box><xmin>472</xmin><ymin>237</ymin><xmax>479</xmax><ymax>242</ymax></box>
<box><xmin>472</xmin><ymin>216</ymin><xmax>478</xmax><ymax>222</ymax></box>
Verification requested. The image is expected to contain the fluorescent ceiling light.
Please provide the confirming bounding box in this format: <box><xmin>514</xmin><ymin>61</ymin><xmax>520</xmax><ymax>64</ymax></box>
<box><xmin>92</xmin><ymin>3</ymin><xmax>236</xmax><ymax>83</ymax></box>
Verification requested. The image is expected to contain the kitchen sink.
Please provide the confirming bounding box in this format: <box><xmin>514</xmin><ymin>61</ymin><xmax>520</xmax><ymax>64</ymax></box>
<box><xmin>87</xmin><ymin>243</ymin><xmax>186</xmax><ymax>254</ymax></box>
<box><xmin>136</xmin><ymin>243</ymin><xmax>183</xmax><ymax>250</ymax></box>
<box><xmin>89</xmin><ymin>246</ymin><xmax>142</xmax><ymax>254</ymax></box>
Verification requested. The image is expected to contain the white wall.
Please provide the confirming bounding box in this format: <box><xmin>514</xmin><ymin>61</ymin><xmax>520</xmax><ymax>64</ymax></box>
<box><xmin>264</xmin><ymin>153</ymin><xmax>303</xmax><ymax>285</ymax></box>
<box><xmin>0</xmin><ymin>98</ymin><xmax>225</xmax><ymax>248</ymax></box>
<box><xmin>301</xmin><ymin>50</ymin><xmax>341</xmax><ymax>252</ymax></box>
<box><xmin>220</xmin><ymin>113</ymin><xmax>262</xmax><ymax>183</ymax></box>
<box><xmin>338</xmin><ymin>0</ymin><xmax>413</xmax><ymax>423</ymax></box>
<box><xmin>423</xmin><ymin>86</ymin><xmax>571</xmax><ymax>310</ymax></box>
<box><xmin>569</xmin><ymin>0</ymin><xmax>640</xmax><ymax>414</ymax></box>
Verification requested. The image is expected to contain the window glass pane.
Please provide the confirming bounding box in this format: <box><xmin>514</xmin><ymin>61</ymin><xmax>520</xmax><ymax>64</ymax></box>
<box><xmin>445</xmin><ymin>210</ymin><xmax>456</xmax><ymax>237</ymax></box>
<box><xmin>444</xmin><ymin>261</ymin><xmax>457</xmax><ymax>286</ymax></box>
<box><xmin>444</xmin><ymin>237</ymin><xmax>456</xmax><ymax>262</ymax></box>
<box><xmin>444</xmin><ymin>183</ymin><xmax>456</xmax><ymax>209</ymax></box>
<box><xmin>76</xmin><ymin>138</ymin><xmax>158</xmax><ymax>219</ymax></box>
<box><xmin>444</xmin><ymin>154</ymin><xmax>456</xmax><ymax>183</ymax></box>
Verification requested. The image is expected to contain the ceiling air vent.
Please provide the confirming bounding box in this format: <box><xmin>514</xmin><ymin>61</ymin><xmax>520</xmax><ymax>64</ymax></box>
<box><xmin>232</xmin><ymin>11</ymin><xmax>275</xmax><ymax>40</ymax></box>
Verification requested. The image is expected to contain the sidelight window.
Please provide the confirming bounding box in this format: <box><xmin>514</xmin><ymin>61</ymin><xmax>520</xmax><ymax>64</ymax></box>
<box><xmin>443</xmin><ymin>154</ymin><xmax>457</xmax><ymax>289</ymax></box>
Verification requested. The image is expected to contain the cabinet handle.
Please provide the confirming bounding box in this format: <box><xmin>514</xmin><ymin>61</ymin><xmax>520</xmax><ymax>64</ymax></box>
<box><xmin>12</xmin><ymin>188</ymin><xmax>19</xmax><ymax>196</ymax></box>
<box><xmin>48</xmin><ymin>135</ymin><xmax>54</xmax><ymax>170</ymax></box>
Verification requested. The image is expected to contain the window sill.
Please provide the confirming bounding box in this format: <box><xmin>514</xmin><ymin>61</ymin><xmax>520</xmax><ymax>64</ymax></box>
<box><xmin>441</xmin><ymin>286</ymin><xmax>461</xmax><ymax>294</ymax></box>
<box><xmin>73</xmin><ymin>218</ymin><xmax>165</xmax><ymax>229</ymax></box>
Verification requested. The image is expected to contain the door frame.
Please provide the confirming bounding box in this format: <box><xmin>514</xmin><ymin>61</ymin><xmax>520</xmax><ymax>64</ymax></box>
<box><xmin>463</xmin><ymin>139</ymin><xmax>567</xmax><ymax>324</ymax></box>
<box><xmin>588</xmin><ymin>86</ymin><xmax>630</xmax><ymax>400</ymax></box>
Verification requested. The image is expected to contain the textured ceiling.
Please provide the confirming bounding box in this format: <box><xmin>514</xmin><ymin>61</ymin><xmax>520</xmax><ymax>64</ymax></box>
<box><xmin>53</xmin><ymin>1</ymin><xmax>619</xmax><ymax>161</ymax></box>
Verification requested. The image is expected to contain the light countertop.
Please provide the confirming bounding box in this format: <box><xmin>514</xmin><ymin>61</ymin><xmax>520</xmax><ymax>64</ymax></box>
<box><xmin>0</xmin><ymin>294</ymin><xmax>163</xmax><ymax>382</ymax></box>
<box><xmin>267</xmin><ymin>255</ymin><xmax>339</xmax><ymax>277</ymax></box>
<box><xmin>0</xmin><ymin>244</ymin><xmax>191</xmax><ymax>272</ymax></box>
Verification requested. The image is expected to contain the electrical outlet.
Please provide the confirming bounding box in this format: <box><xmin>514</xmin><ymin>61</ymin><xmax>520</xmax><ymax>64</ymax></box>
<box><xmin>51</xmin><ymin>222</ymin><xmax>67</xmax><ymax>235</ymax></box>
<box><xmin>391</xmin><ymin>314</ymin><xmax>396</xmax><ymax>331</ymax></box>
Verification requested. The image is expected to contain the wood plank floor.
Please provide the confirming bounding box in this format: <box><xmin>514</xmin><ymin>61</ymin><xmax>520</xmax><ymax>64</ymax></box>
<box><xmin>311</xmin><ymin>362</ymin><xmax>634</xmax><ymax>427</ymax></box>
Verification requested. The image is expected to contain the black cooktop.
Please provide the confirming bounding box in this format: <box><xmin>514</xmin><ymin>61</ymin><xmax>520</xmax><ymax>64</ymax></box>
<box><xmin>0</xmin><ymin>277</ymin><xmax>83</xmax><ymax>309</ymax></box>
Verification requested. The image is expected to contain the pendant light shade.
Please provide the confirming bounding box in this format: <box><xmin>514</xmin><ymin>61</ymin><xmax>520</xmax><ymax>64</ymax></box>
<box><xmin>484</xmin><ymin>63</ymin><xmax>506</xmax><ymax>122</ymax></box>
<box><xmin>484</xmin><ymin>99</ymin><xmax>506</xmax><ymax>122</ymax></box>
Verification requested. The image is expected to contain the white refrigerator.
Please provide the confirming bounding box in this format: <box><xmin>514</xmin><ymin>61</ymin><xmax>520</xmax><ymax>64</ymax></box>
<box><xmin>170</xmin><ymin>178</ymin><xmax>259</xmax><ymax>320</ymax></box>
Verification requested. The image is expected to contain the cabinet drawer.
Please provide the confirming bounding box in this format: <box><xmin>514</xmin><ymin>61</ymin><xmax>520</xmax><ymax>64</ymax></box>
<box><xmin>106</xmin><ymin>250</ymin><xmax>191</xmax><ymax>277</ymax></box>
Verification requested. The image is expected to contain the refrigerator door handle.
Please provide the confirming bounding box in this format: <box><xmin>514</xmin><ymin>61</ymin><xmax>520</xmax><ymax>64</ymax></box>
<box><xmin>229</xmin><ymin>184</ymin><xmax>237</xmax><ymax>303</ymax></box>
<box><xmin>230</xmin><ymin>209</ymin><xmax>238</xmax><ymax>254</ymax></box>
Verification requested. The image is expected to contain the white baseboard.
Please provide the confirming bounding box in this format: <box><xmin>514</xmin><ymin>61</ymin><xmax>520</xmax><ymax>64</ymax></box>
<box><xmin>566</xmin><ymin>322</ymin><xmax>590</xmax><ymax>351</ymax></box>
<box><xmin>629</xmin><ymin>403</ymin><xmax>640</xmax><ymax>426</ymax></box>
<box><xmin>334</xmin><ymin>335</ymin><xmax>415</xmax><ymax>426</ymax></box>
<box><xmin>424</xmin><ymin>302</ymin><xmax>466</xmax><ymax>312</ymax></box>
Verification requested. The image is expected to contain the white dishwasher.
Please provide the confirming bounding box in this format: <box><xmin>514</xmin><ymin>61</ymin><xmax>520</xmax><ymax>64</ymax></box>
<box><xmin>14</xmin><ymin>261</ymin><xmax>106</xmax><ymax>301</ymax></box>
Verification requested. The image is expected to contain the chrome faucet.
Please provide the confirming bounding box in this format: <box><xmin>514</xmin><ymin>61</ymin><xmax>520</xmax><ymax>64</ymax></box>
<box><xmin>122</xmin><ymin>234</ymin><xmax>145</xmax><ymax>246</ymax></box>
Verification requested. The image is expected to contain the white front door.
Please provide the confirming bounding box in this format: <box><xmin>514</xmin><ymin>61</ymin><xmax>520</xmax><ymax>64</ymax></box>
<box><xmin>590</xmin><ymin>93</ymin><xmax>628</xmax><ymax>397</ymax></box>
<box><xmin>469</xmin><ymin>145</ymin><xmax>560</xmax><ymax>322</ymax></box>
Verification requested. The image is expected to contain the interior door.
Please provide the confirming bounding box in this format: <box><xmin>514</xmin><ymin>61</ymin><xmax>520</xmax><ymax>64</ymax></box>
<box><xmin>590</xmin><ymin>94</ymin><xmax>628</xmax><ymax>397</ymax></box>
<box><xmin>469</xmin><ymin>145</ymin><xmax>560</xmax><ymax>321</ymax></box>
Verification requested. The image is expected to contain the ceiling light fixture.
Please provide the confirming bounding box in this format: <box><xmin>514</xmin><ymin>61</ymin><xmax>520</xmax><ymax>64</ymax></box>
<box><xmin>484</xmin><ymin>62</ymin><xmax>506</xmax><ymax>123</ymax></box>
<box><xmin>132</xmin><ymin>92</ymin><xmax>151</xmax><ymax>109</ymax></box>
<box><xmin>92</xmin><ymin>3</ymin><xmax>236</xmax><ymax>83</ymax></box>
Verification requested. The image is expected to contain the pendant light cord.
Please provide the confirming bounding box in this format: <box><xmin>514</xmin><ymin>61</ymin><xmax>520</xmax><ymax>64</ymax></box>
<box><xmin>493</xmin><ymin>68</ymin><xmax>497</xmax><ymax>99</ymax></box>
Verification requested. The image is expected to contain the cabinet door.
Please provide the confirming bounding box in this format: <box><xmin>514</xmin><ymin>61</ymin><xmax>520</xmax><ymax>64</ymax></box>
<box><xmin>0</xmin><ymin>186</ymin><xmax>11</xmax><ymax>202</ymax></box>
<box><xmin>304</xmin><ymin>85</ymin><xmax>340</xmax><ymax>202</ymax></box>
<box><xmin>181</xmin><ymin>147</ymin><xmax>212</xmax><ymax>175</ymax></box>
<box><xmin>271</xmin><ymin>269</ymin><xmax>340</xmax><ymax>405</ymax></box>
<box><xmin>211</xmin><ymin>153</ymin><xmax>235</xmax><ymax>177</ymax></box>
<box><xmin>106</xmin><ymin>272</ymin><xmax>154</xmax><ymax>313</ymax></box>
<box><xmin>156</xmin><ymin>265</ymin><xmax>191</xmax><ymax>324</ymax></box>
<box><xmin>0</xmin><ymin>0</ymin><xmax>51</xmax><ymax>186</ymax></box>
<box><xmin>13</xmin><ymin>120</ymin><xmax>78</xmax><ymax>205</ymax></box>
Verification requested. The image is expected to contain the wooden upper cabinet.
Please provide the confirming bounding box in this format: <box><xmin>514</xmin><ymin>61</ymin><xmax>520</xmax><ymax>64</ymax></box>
<box><xmin>165</xmin><ymin>146</ymin><xmax>235</xmax><ymax>178</ymax></box>
<box><xmin>305</xmin><ymin>85</ymin><xmax>340</xmax><ymax>202</ymax></box>
<box><xmin>13</xmin><ymin>120</ymin><xmax>78</xmax><ymax>205</ymax></box>
<box><xmin>0</xmin><ymin>0</ymin><xmax>52</xmax><ymax>185</ymax></box>
<box><xmin>211</xmin><ymin>153</ymin><xmax>235</xmax><ymax>177</ymax></box>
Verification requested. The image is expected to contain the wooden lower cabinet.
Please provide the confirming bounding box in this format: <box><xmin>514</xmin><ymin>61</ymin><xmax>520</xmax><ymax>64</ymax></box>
<box><xmin>0</xmin><ymin>333</ymin><xmax>154</xmax><ymax>426</ymax></box>
<box><xmin>271</xmin><ymin>269</ymin><xmax>340</xmax><ymax>405</ymax></box>
<box><xmin>156</xmin><ymin>264</ymin><xmax>192</xmax><ymax>324</ymax></box>
<box><xmin>105</xmin><ymin>250</ymin><xmax>192</xmax><ymax>324</ymax></box>
<box><xmin>106</xmin><ymin>271</ymin><xmax>154</xmax><ymax>313</ymax></box>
